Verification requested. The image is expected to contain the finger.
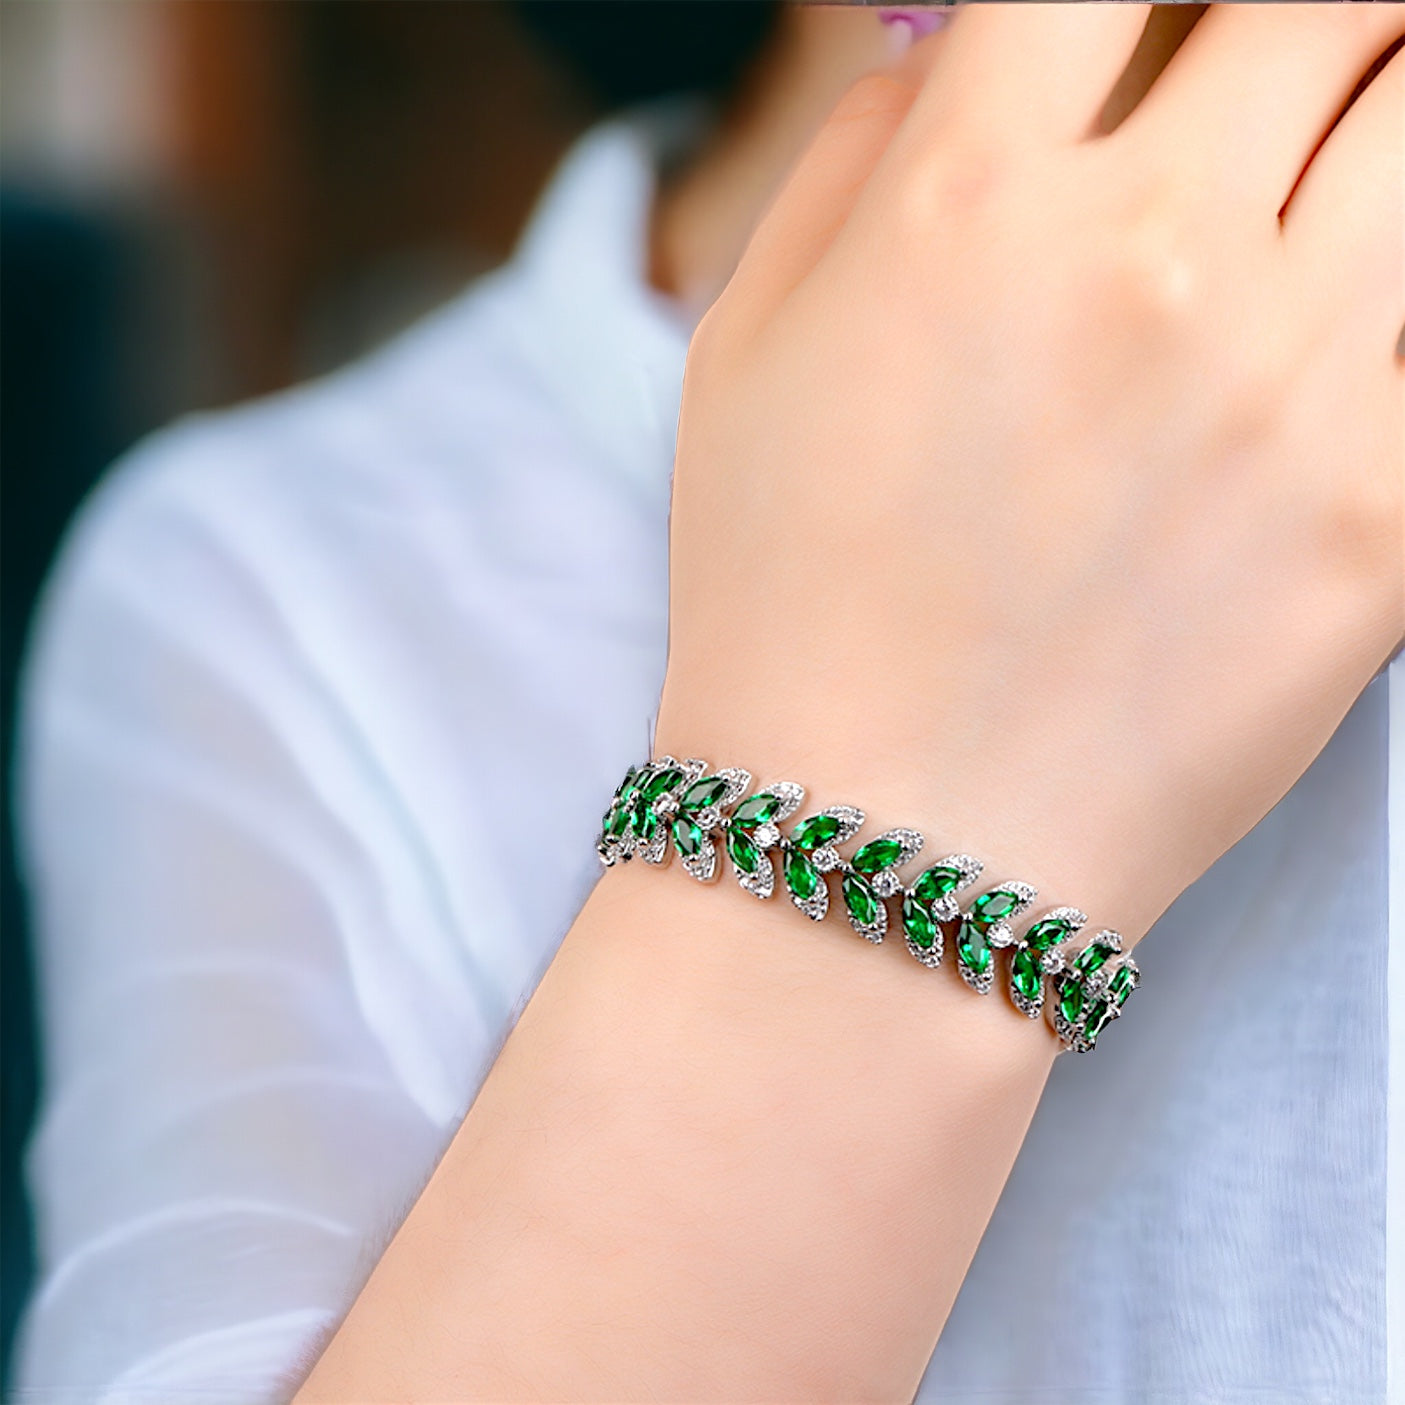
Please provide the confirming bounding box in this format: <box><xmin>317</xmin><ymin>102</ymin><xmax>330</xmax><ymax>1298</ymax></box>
<box><xmin>1283</xmin><ymin>43</ymin><xmax>1405</xmax><ymax>356</ymax></box>
<box><xmin>1111</xmin><ymin>4</ymin><xmax>1405</xmax><ymax>223</ymax></box>
<box><xmin>891</xmin><ymin>3</ymin><xmax>1152</xmax><ymax>150</ymax></box>
<box><xmin>725</xmin><ymin>31</ymin><xmax>943</xmax><ymax>321</ymax></box>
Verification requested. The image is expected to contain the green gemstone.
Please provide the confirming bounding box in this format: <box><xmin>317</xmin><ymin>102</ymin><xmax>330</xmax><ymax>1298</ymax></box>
<box><xmin>1082</xmin><ymin>999</ymin><xmax>1112</xmax><ymax>1047</ymax></box>
<box><xmin>785</xmin><ymin>849</ymin><xmax>820</xmax><ymax>901</ymax></box>
<box><xmin>956</xmin><ymin>916</ymin><xmax>991</xmax><ymax>975</ymax></box>
<box><xmin>641</xmin><ymin>766</ymin><xmax>683</xmax><ymax>801</ymax></box>
<box><xmin>606</xmin><ymin>803</ymin><xmax>631</xmax><ymax>838</ymax></box>
<box><xmin>911</xmin><ymin>865</ymin><xmax>963</xmax><ymax>906</ymax></box>
<box><xmin>614</xmin><ymin>765</ymin><xmax>639</xmax><ymax>801</ymax></box>
<box><xmin>901</xmin><ymin>892</ymin><xmax>937</xmax><ymax>949</ymax></box>
<box><xmin>726</xmin><ymin>826</ymin><xmax>760</xmax><ymax>874</ymax></box>
<box><xmin>680</xmin><ymin>776</ymin><xmax>728</xmax><ymax>813</ymax></box>
<box><xmin>672</xmin><ymin>817</ymin><xmax>704</xmax><ymax>858</ymax></box>
<box><xmin>970</xmin><ymin>888</ymin><xmax>1020</xmax><ymax>927</ymax></box>
<box><xmin>842</xmin><ymin>873</ymin><xmax>879</xmax><ymax>928</ymax></box>
<box><xmin>852</xmin><ymin>837</ymin><xmax>903</xmax><ymax>874</ymax></box>
<box><xmin>1072</xmin><ymin>941</ymin><xmax>1115</xmax><ymax>982</ymax></box>
<box><xmin>629</xmin><ymin>798</ymin><xmax>654</xmax><ymax>837</ymax></box>
<box><xmin>733</xmin><ymin>792</ymin><xmax>781</xmax><ymax>827</ymax></box>
<box><xmin>792</xmin><ymin>814</ymin><xmax>841</xmax><ymax>851</ymax></box>
<box><xmin>1023</xmin><ymin>916</ymin><xmax>1072</xmax><ymax>952</ymax></box>
<box><xmin>1108</xmin><ymin>964</ymin><xmax>1136</xmax><ymax>1005</ymax></box>
<box><xmin>1059</xmin><ymin>977</ymin><xmax>1084</xmax><ymax>1024</ymax></box>
<box><xmin>1011</xmin><ymin>947</ymin><xmax>1043</xmax><ymax>1002</ymax></box>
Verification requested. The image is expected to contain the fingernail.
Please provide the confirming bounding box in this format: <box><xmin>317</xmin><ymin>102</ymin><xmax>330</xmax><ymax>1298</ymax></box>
<box><xmin>877</xmin><ymin>7</ymin><xmax>952</xmax><ymax>44</ymax></box>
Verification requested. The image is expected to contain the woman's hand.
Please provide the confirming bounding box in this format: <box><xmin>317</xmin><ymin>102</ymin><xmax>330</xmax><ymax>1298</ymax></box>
<box><xmin>297</xmin><ymin>12</ymin><xmax>1404</xmax><ymax>1401</ymax></box>
<box><xmin>658</xmin><ymin>3</ymin><xmax>1404</xmax><ymax>944</ymax></box>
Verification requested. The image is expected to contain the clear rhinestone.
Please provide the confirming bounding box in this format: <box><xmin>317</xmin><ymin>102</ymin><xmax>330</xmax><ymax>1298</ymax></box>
<box><xmin>753</xmin><ymin>822</ymin><xmax>781</xmax><ymax>850</ymax></box>
<box><xmin>694</xmin><ymin>806</ymin><xmax>721</xmax><ymax>831</ymax></box>
<box><xmin>871</xmin><ymin>871</ymin><xmax>902</xmax><ymax>898</ymax></box>
<box><xmin>811</xmin><ymin>846</ymin><xmax>841</xmax><ymax>872</ymax></box>
<box><xmin>986</xmin><ymin>920</ymin><xmax>1016</xmax><ymax>948</ymax></box>
<box><xmin>931</xmin><ymin>894</ymin><xmax>960</xmax><ymax>923</ymax></box>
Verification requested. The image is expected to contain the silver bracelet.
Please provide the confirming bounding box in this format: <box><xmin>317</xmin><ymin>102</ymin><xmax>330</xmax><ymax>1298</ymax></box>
<box><xmin>598</xmin><ymin>755</ymin><xmax>1141</xmax><ymax>1053</ymax></box>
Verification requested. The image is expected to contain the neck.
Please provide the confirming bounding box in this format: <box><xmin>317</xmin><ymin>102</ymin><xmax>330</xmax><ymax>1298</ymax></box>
<box><xmin>648</xmin><ymin>7</ymin><xmax>898</xmax><ymax>318</ymax></box>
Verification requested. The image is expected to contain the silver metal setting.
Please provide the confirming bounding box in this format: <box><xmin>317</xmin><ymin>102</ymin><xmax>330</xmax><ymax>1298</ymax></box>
<box><xmin>766</xmin><ymin>782</ymin><xmax>806</xmax><ymax>823</ymax></box>
<box><xmin>715</xmin><ymin>768</ymin><xmax>752</xmax><ymax>808</ymax></box>
<box><xmin>679</xmin><ymin>835</ymin><xmax>719</xmax><ymax>884</ymax></box>
<box><xmin>821</xmin><ymin>806</ymin><xmax>866</xmax><ymax>844</ymax></box>
<box><xmin>737</xmin><ymin>852</ymin><xmax>776</xmax><ymax>900</ymax></box>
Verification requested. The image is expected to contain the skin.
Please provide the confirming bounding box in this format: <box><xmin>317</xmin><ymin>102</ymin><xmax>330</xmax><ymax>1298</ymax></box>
<box><xmin>297</xmin><ymin>5</ymin><xmax>1404</xmax><ymax>1401</ymax></box>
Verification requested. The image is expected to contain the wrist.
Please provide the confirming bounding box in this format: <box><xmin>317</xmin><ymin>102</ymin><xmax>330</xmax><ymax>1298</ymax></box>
<box><xmin>652</xmin><ymin>703</ymin><xmax>1167</xmax><ymax>953</ymax></box>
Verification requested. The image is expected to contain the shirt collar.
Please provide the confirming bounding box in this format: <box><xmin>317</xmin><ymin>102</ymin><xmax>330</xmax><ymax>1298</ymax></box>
<box><xmin>494</xmin><ymin>104</ymin><xmax>711</xmax><ymax>494</ymax></box>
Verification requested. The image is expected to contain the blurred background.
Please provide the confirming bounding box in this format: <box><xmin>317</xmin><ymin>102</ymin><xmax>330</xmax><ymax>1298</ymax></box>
<box><xmin>0</xmin><ymin>1</ymin><xmax>785</xmax><ymax>1386</ymax></box>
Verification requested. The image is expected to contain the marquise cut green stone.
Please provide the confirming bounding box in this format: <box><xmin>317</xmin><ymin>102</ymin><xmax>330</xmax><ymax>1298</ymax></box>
<box><xmin>1082</xmin><ymin>998</ymin><xmax>1113</xmax><ymax>1046</ymax></box>
<box><xmin>852</xmin><ymin>837</ymin><xmax>903</xmax><ymax>873</ymax></box>
<box><xmin>1108</xmin><ymin>964</ymin><xmax>1135</xmax><ymax>1005</ymax></box>
<box><xmin>911</xmin><ymin>865</ymin><xmax>963</xmax><ymax>907</ymax></box>
<box><xmin>842</xmin><ymin>873</ymin><xmax>879</xmax><ymax>928</ymax></box>
<box><xmin>680</xmin><ymin>775</ymin><xmax>728</xmax><ymax>813</ymax></box>
<box><xmin>641</xmin><ymin>766</ymin><xmax>683</xmax><ymax>801</ymax></box>
<box><xmin>672</xmin><ymin>817</ymin><xmax>704</xmax><ymax>858</ymax></box>
<box><xmin>1072</xmin><ymin>941</ymin><xmax>1115</xmax><ymax>981</ymax></box>
<box><xmin>956</xmin><ymin>917</ymin><xmax>991</xmax><ymax>975</ymax></box>
<box><xmin>1024</xmin><ymin>917</ymin><xmax>1071</xmax><ymax>952</ymax></box>
<box><xmin>1011</xmin><ymin>947</ymin><xmax>1043</xmax><ymax>1002</ymax></box>
<box><xmin>726</xmin><ymin>826</ymin><xmax>760</xmax><ymax>874</ymax></box>
<box><xmin>785</xmin><ymin>849</ymin><xmax>820</xmax><ymax>902</ymax></box>
<box><xmin>733</xmin><ymin>792</ymin><xmax>781</xmax><ymax>827</ymax></box>
<box><xmin>606</xmin><ymin>804</ymin><xmax>631</xmax><ymax>838</ymax></box>
<box><xmin>1059</xmin><ymin>977</ymin><xmax>1084</xmax><ymax>1024</ymax></box>
<box><xmin>901</xmin><ymin>893</ymin><xmax>937</xmax><ymax>949</ymax></box>
<box><xmin>629</xmin><ymin>799</ymin><xmax>654</xmax><ymax>837</ymax></box>
<box><xmin>792</xmin><ymin>814</ymin><xmax>841</xmax><ymax>851</ymax></box>
<box><xmin>971</xmin><ymin>889</ymin><xmax>1020</xmax><ymax>927</ymax></box>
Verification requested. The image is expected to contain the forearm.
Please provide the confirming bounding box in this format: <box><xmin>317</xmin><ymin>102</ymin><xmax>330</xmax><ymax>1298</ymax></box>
<box><xmin>296</xmin><ymin>805</ymin><xmax>1065</xmax><ymax>1403</ymax></box>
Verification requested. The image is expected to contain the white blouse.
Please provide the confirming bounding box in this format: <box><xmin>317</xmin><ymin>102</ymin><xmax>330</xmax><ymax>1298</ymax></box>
<box><xmin>13</xmin><ymin>112</ymin><xmax>1404</xmax><ymax>1404</ymax></box>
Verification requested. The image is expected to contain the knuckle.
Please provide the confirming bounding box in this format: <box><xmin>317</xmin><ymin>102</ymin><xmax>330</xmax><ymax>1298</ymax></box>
<box><xmin>1219</xmin><ymin>349</ymin><xmax>1288</xmax><ymax>442</ymax></box>
<box><xmin>1096</xmin><ymin>222</ymin><xmax>1202</xmax><ymax>329</ymax></box>
<box><xmin>890</xmin><ymin>143</ymin><xmax>1014</xmax><ymax>246</ymax></box>
<box><xmin>1320</xmin><ymin>462</ymin><xmax>1404</xmax><ymax>584</ymax></box>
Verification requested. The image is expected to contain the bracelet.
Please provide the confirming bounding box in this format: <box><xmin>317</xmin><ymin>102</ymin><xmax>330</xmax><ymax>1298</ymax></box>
<box><xmin>597</xmin><ymin>755</ymin><xmax>1141</xmax><ymax>1053</ymax></box>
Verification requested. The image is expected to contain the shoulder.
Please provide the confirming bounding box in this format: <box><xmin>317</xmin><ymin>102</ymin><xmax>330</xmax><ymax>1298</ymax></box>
<box><xmin>22</xmin><ymin>259</ymin><xmax>596</xmax><ymax>723</ymax></box>
<box><xmin>52</xmin><ymin>261</ymin><xmax>569</xmax><ymax>585</ymax></box>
